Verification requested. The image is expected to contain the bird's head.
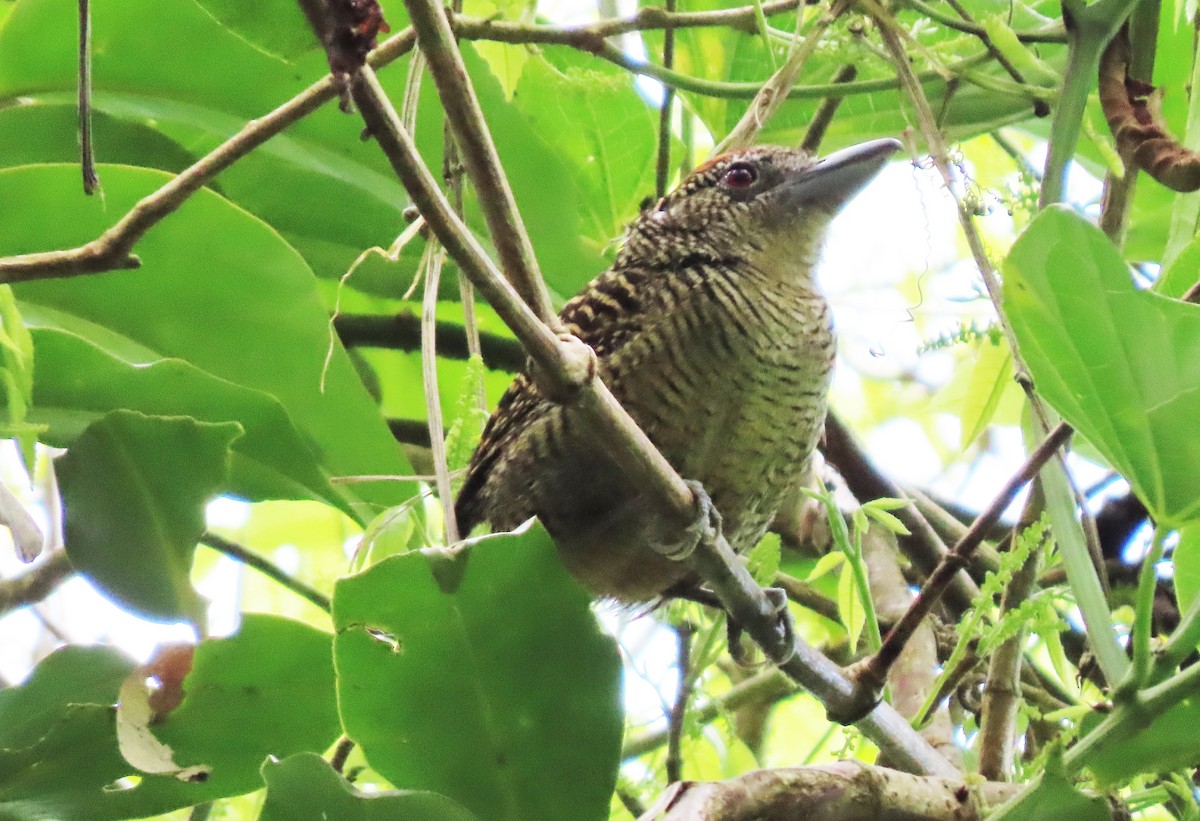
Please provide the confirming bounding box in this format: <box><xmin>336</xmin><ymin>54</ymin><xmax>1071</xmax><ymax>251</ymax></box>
<box><xmin>618</xmin><ymin>139</ymin><xmax>901</xmax><ymax>278</ymax></box>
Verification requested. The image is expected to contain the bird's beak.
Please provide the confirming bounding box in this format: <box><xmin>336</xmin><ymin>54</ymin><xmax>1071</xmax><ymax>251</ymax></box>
<box><xmin>779</xmin><ymin>138</ymin><xmax>902</xmax><ymax>211</ymax></box>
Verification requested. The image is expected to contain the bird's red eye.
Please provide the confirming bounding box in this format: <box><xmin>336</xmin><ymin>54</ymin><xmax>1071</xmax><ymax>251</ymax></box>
<box><xmin>722</xmin><ymin>162</ymin><xmax>758</xmax><ymax>189</ymax></box>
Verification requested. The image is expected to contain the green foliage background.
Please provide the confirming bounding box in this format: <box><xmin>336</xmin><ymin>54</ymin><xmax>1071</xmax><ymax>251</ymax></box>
<box><xmin>0</xmin><ymin>0</ymin><xmax>1199</xmax><ymax>817</ymax></box>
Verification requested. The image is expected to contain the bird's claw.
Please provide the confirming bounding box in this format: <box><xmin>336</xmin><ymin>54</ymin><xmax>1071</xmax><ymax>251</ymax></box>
<box><xmin>727</xmin><ymin>587</ymin><xmax>796</xmax><ymax>666</ymax></box>
<box><xmin>650</xmin><ymin>479</ymin><xmax>722</xmax><ymax>562</ymax></box>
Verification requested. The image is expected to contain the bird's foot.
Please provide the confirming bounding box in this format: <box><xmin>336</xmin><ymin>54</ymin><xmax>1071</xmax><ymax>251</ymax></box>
<box><xmin>727</xmin><ymin>586</ymin><xmax>796</xmax><ymax>666</ymax></box>
<box><xmin>649</xmin><ymin>480</ymin><xmax>723</xmax><ymax>562</ymax></box>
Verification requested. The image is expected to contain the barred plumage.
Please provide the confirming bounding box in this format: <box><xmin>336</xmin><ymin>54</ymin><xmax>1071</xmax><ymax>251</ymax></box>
<box><xmin>456</xmin><ymin>140</ymin><xmax>900</xmax><ymax>602</ymax></box>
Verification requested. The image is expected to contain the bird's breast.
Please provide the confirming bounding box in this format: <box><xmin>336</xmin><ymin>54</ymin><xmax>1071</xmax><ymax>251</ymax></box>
<box><xmin>605</xmin><ymin>268</ymin><xmax>835</xmax><ymax>548</ymax></box>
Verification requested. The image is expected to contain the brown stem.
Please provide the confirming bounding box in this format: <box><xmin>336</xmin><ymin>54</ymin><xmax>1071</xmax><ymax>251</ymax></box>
<box><xmin>853</xmin><ymin>423</ymin><xmax>1072</xmax><ymax>698</ymax></box>
<box><xmin>977</xmin><ymin>488</ymin><xmax>1045</xmax><ymax>781</ymax></box>
<box><xmin>799</xmin><ymin>64</ymin><xmax>858</xmax><ymax>153</ymax></box>
<box><xmin>655</xmin><ymin>0</ymin><xmax>677</xmax><ymax>200</ymax></box>
<box><xmin>665</xmin><ymin>622</ymin><xmax>695</xmax><ymax>784</ymax></box>
<box><xmin>200</xmin><ymin>532</ymin><xmax>332</xmax><ymax>613</ymax></box>
<box><xmin>334</xmin><ymin>311</ymin><xmax>526</xmax><ymax>372</ymax></box>
<box><xmin>404</xmin><ymin>0</ymin><xmax>558</xmax><ymax>327</ymax></box>
<box><xmin>78</xmin><ymin>0</ymin><xmax>98</xmax><ymax>194</ymax></box>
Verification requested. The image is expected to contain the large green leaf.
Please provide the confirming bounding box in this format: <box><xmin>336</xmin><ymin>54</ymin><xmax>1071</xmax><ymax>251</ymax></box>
<box><xmin>1003</xmin><ymin>206</ymin><xmax>1200</xmax><ymax>527</ymax></box>
<box><xmin>333</xmin><ymin>526</ymin><xmax>622</xmax><ymax>821</ymax></box>
<box><xmin>0</xmin><ymin>0</ymin><xmax>601</xmax><ymax>300</ymax></box>
<box><xmin>513</xmin><ymin>51</ymin><xmax>659</xmax><ymax>262</ymax></box>
<box><xmin>0</xmin><ymin>646</ymin><xmax>133</xmax><ymax>751</ymax></box>
<box><xmin>0</xmin><ymin>616</ymin><xmax>339</xmax><ymax>821</ymax></box>
<box><xmin>24</xmin><ymin>326</ymin><xmax>349</xmax><ymax>513</ymax></box>
<box><xmin>259</xmin><ymin>753</ymin><xmax>478</xmax><ymax>821</ymax></box>
<box><xmin>1084</xmin><ymin>698</ymin><xmax>1200</xmax><ymax>785</ymax></box>
<box><xmin>56</xmin><ymin>411</ymin><xmax>240</xmax><ymax>623</ymax></box>
<box><xmin>0</xmin><ymin>163</ymin><xmax>411</xmax><ymax>517</ymax></box>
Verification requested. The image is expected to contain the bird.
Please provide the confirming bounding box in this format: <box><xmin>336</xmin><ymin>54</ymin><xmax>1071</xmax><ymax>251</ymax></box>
<box><xmin>455</xmin><ymin>138</ymin><xmax>901</xmax><ymax>603</ymax></box>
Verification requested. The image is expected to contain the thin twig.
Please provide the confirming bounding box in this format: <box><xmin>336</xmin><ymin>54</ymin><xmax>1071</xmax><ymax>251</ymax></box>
<box><xmin>334</xmin><ymin>312</ymin><xmax>525</xmax><ymax>372</ymax></box>
<box><xmin>942</xmin><ymin>0</ymin><xmax>1028</xmax><ymax>87</ymax></box>
<box><xmin>420</xmin><ymin>245</ymin><xmax>460</xmax><ymax>542</ymax></box>
<box><xmin>665</xmin><ymin>622</ymin><xmax>695</xmax><ymax>784</ymax></box>
<box><xmin>0</xmin><ymin>28</ymin><xmax>418</xmax><ymax>283</ymax></box>
<box><xmin>716</xmin><ymin>0</ymin><xmax>849</xmax><ymax>153</ymax></box>
<box><xmin>898</xmin><ymin>0</ymin><xmax>1066</xmax><ymax>43</ymax></box>
<box><xmin>773</xmin><ymin>571</ymin><xmax>839</xmax><ymax>621</ymax></box>
<box><xmin>800</xmin><ymin>64</ymin><xmax>857</xmax><ymax>153</ymax></box>
<box><xmin>200</xmin><ymin>532</ymin><xmax>332</xmax><ymax>613</ymax></box>
<box><xmin>329</xmin><ymin>736</ymin><xmax>356</xmax><ymax>773</ymax></box>
<box><xmin>655</xmin><ymin>0</ymin><xmax>677</xmax><ymax>200</ymax></box>
<box><xmin>852</xmin><ymin>423</ymin><xmax>1072</xmax><ymax>699</ymax></box>
<box><xmin>78</xmin><ymin>0</ymin><xmax>98</xmax><ymax>194</ymax></box>
<box><xmin>624</xmin><ymin>668</ymin><xmax>796</xmax><ymax>759</ymax></box>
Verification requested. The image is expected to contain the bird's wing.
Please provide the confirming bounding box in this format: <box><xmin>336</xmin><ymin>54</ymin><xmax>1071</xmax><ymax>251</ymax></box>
<box><xmin>454</xmin><ymin>266</ymin><xmax>655</xmax><ymax>532</ymax></box>
<box><xmin>454</xmin><ymin>372</ymin><xmax>538</xmax><ymax>533</ymax></box>
<box><xmin>558</xmin><ymin>266</ymin><xmax>652</xmax><ymax>356</ymax></box>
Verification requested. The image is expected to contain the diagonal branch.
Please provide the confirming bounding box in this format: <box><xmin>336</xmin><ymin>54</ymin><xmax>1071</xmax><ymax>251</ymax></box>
<box><xmin>0</xmin><ymin>28</ymin><xmax>418</xmax><ymax>284</ymax></box>
<box><xmin>404</xmin><ymin>0</ymin><xmax>558</xmax><ymax>327</ymax></box>
<box><xmin>308</xmin><ymin>13</ymin><xmax>957</xmax><ymax>779</ymax></box>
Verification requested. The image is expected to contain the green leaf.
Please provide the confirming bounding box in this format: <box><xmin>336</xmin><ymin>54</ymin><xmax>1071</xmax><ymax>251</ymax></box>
<box><xmin>1085</xmin><ymin>697</ymin><xmax>1200</xmax><ymax>785</ymax></box>
<box><xmin>0</xmin><ymin>616</ymin><xmax>338</xmax><ymax>820</ymax></box>
<box><xmin>992</xmin><ymin>768</ymin><xmax>1113</xmax><ymax>820</ymax></box>
<box><xmin>1003</xmin><ymin>206</ymin><xmax>1200</xmax><ymax>527</ymax></box>
<box><xmin>959</xmin><ymin>339</ymin><xmax>1014</xmax><ymax>450</ymax></box>
<box><xmin>861</xmin><ymin>505</ymin><xmax>911</xmax><ymax>536</ymax></box>
<box><xmin>0</xmin><ymin>163</ymin><xmax>412</xmax><ymax>517</ymax></box>
<box><xmin>474</xmin><ymin>40</ymin><xmax>529</xmax><ymax>101</ymax></box>
<box><xmin>837</xmin><ymin>561</ymin><xmax>864</xmax><ymax>652</ymax></box>
<box><xmin>152</xmin><ymin>614</ymin><xmax>340</xmax><ymax>782</ymax></box>
<box><xmin>1172</xmin><ymin>523</ymin><xmax>1200</xmax><ymax>614</ymax></box>
<box><xmin>56</xmin><ymin>411</ymin><xmax>240</xmax><ymax>623</ymax></box>
<box><xmin>24</xmin><ymin>326</ymin><xmax>350</xmax><ymax>514</ymax></box>
<box><xmin>188</xmin><ymin>0</ymin><xmax>317</xmax><ymax>60</ymax></box>
<box><xmin>259</xmin><ymin>753</ymin><xmax>478</xmax><ymax>821</ymax></box>
<box><xmin>333</xmin><ymin>525</ymin><xmax>622</xmax><ymax>821</ymax></box>
<box><xmin>0</xmin><ymin>646</ymin><xmax>133</xmax><ymax>751</ymax></box>
<box><xmin>0</xmin><ymin>284</ymin><xmax>36</xmax><ymax>466</ymax></box>
<box><xmin>1157</xmin><ymin>233</ymin><xmax>1200</xmax><ymax>299</ymax></box>
<box><xmin>511</xmin><ymin>51</ymin><xmax>659</xmax><ymax>267</ymax></box>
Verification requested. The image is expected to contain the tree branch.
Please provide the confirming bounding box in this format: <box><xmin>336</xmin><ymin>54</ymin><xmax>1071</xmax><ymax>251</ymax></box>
<box><xmin>850</xmin><ymin>423</ymin><xmax>1072</xmax><ymax>703</ymax></box>
<box><xmin>0</xmin><ymin>550</ymin><xmax>74</xmax><ymax>617</ymax></box>
<box><xmin>637</xmin><ymin>761</ymin><xmax>1023</xmax><ymax>821</ymax></box>
<box><xmin>302</xmin><ymin>2</ymin><xmax>956</xmax><ymax>774</ymax></box>
<box><xmin>200</xmin><ymin>532</ymin><xmax>332</xmax><ymax>613</ymax></box>
<box><xmin>405</xmin><ymin>0</ymin><xmax>557</xmax><ymax>327</ymax></box>
<box><xmin>334</xmin><ymin>311</ymin><xmax>526</xmax><ymax>372</ymax></box>
<box><xmin>0</xmin><ymin>28</ymin><xmax>418</xmax><ymax>284</ymax></box>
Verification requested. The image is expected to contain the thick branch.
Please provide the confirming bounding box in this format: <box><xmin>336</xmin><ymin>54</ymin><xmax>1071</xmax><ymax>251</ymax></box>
<box><xmin>638</xmin><ymin>761</ymin><xmax>1022</xmax><ymax>821</ymax></box>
